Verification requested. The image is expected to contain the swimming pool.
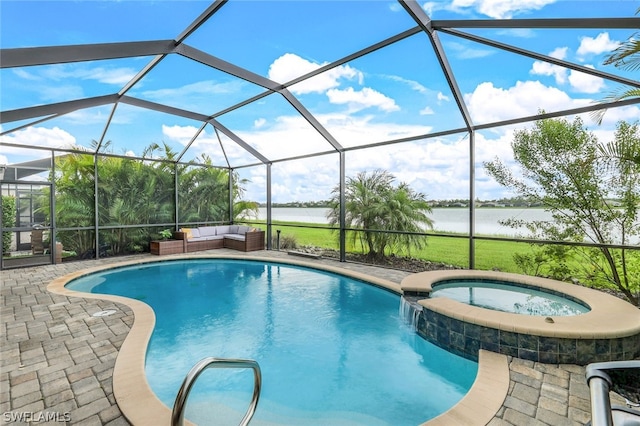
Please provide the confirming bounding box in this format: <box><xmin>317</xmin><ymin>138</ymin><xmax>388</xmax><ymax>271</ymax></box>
<box><xmin>430</xmin><ymin>279</ymin><xmax>590</xmax><ymax>316</ymax></box>
<box><xmin>67</xmin><ymin>259</ymin><xmax>478</xmax><ymax>425</ymax></box>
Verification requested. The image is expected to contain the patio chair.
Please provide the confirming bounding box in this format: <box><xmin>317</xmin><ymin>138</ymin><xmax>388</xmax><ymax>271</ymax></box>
<box><xmin>31</xmin><ymin>229</ymin><xmax>44</xmax><ymax>255</ymax></box>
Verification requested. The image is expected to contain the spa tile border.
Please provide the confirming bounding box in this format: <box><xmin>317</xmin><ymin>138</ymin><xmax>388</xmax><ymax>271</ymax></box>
<box><xmin>401</xmin><ymin>270</ymin><xmax>640</xmax><ymax>365</ymax></box>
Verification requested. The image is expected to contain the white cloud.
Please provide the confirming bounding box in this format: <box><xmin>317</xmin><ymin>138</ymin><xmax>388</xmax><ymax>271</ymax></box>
<box><xmin>445</xmin><ymin>41</ymin><xmax>495</xmax><ymax>59</ymax></box>
<box><xmin>0</xmin><ymin>126</ymin><xmax>77</xmax><ymax>151</ymax></box>
<box><xmin>474</xmin><ymin>0</ymin><xmax>556</xmax><ymax>19</ymax></box>
<box><xmin>268</xmin><ymin>53</ymin><xmax>362</xmax><ymax>95</ymax></box>
<box><xmin>420</xmin><ymin>106</ymin><xmax>435</xmax><ymax>115</ymax></box>
<box><xmin>530</xmin><ymin>47</ymin><xmax>568</xmax><ymax>84</ymax></box>
<box><xmin>141</xmin><ymin>80</ymin><xmax>243</xmax><ymax>100</ymax></box>
<box><xmin>317</xmin><ymin>113</ymin><xmax>433</xmax><ymax>148</ymax></box>
<box><xmin>425</xmin><ymin>0</ymin><xmax>556</xmax><ymax>19</ymax></box>
<box><xmin>464</xmin><ymin>80</ymin><xmax>590</xmax><ymax>123</ymax></box>
<box><xmin>386</xmin><ymin>75</ymin><xmax>429</xmax><ymax>94</ymax></box>
<box><xmin>42</xmin><ymin>64</ymin><xmax>137</xmax><ymax>85</ymax></box>
<box><xmin>326</xmin><ymin>87</ymin><xmax>399</xmax><ymax>113</ymax></box>
<box><xmin>567</xmin><ymin>66</ymin><xmax>605</xmax><ymax>93</ymax></box>
<box><xmin>162</xmin><ymin>124</ymin><xmax>199</xmax><ymax>142</ymax></box>
<box><xmin>437</xmin><ymin>92</ymin><xmax>450</xmax><ymax>102</ymax></box>
<box><xmin>13</xmin><ymin>69</ymin><xmax>42</xmax><ymax>81</ymax></box>
<box><xmin>254</xmin><ymin>118</ymin><xmax>267</xmax><ymax>128</ymax></box>
<box><xmin>577</xmin><ymin>32</ymin><xmax>619</xmax><ymax>58</ymax></box>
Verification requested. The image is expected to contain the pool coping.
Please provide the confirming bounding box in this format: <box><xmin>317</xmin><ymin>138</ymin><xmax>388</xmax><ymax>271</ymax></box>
<box><xmin>401</xmin><ymin>270</ymin><xmax>640</xmax><ymax>339</ymax></box>
<box><xmin>47</xmin><ymin>254</ymin><xmax>510</xmax><ymax>426</ymax></box>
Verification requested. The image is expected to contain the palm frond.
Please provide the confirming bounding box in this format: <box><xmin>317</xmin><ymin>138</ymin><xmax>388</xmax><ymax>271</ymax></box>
<box><xmin>603</xmin><ymin>37</ymin><xmax>640</xmax><ymax>71</ymax></box>
<box><xmin>590</xmin><ymin>86</ymin><xmax>640</xmax><ymax>125</ymax></box>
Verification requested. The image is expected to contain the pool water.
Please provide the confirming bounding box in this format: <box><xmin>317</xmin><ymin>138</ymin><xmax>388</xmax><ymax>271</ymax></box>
<box><xmin>430</xmin><ymin>279</ymin><xmax>590</xmax><ymax>316</ymax></box>
<box><xmin>68</xmin><ymin>259</ymin><xmax>478</xmax><ymax>425</ymax></box>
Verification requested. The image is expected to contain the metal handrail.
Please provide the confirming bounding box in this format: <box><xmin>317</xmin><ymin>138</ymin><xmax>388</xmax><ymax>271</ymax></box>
<box><xmin>586</xmin><ymin>360</ymin><xmax>640</xmax><ymax>426</ymax></box>
<box><xmin>171</xmin><ymin>357</ymin><xmax>262</xmax><ymax>426</ymax></box>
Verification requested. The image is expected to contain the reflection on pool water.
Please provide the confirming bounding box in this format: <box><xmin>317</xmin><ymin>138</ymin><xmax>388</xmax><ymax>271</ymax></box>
<box><xmin>430</xmin><ymin>280</ymin><xmax>590</xmax><ymax>316</ymax></box>
<box><xmin>67</xmin><ymin>259</ymin><xmax>478</xmax><ymax>425</ymax></box>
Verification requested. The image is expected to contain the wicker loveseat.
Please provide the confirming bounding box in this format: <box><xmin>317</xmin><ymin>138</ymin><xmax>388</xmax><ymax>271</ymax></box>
<box><xmin>173</xmin><ymin>225</ymin><xmax>265</xmax><ymax>253</ymax></box>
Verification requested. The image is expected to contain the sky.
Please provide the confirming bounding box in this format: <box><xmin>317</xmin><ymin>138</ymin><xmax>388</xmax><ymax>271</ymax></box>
<box><xmin>1</xmin><ymin>0</ymin><xmax>639</xmax><ymax>203</ymax></box>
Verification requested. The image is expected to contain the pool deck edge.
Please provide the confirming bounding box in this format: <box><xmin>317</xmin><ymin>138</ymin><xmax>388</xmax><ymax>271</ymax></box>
<box><xmin>402</xmin><ymin>269</ymin><xmax>640</xmax><ymax>339</ymax></box>
<box><xmin>423</xmin><ymin>350</ymin><xmax>509</xmax><ymax>426</ymax></box>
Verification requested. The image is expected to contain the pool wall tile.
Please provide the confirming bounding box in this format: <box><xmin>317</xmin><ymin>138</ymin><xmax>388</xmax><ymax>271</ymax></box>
<box><xmin>415</xmin><ymin>307</ymin><xmax>640</xmax><ymax>365</ymax></box>
<box><xmin>559</xmin><ymin>339</ymin><xmax>576</xmax><ymax>355</ymax></box>
<box><xmin>519</xmin><ymin>334</ymin><xmax>539</xmax><ymax>351</ymax></box>
<box><xmin>450</xmin><ymin>331</ymin><xmax>465</xmax><ymax>350</ymax></box>
<box><xmin>539</xmin><ymin>337</ymin><xmax>559</xmax><ymax>353</ymax></box>
<box><xmin>480</xmin><ymin>340</ymin><xmax>499</xmax><ymax>353</ymax></box>
<box><xmin>518</xmin><ymin>348</ymin><xmax>538</xmax><ymax>362</ymax></box>
<box><xmin>539</xmin><ymin>351</ymin><xmax>559</xmax><ymax>364</ymax></box>
<box><xmin>499</xmin><ymin>331</ymin><xmax>518</xmax><ymax>347</ymax></box>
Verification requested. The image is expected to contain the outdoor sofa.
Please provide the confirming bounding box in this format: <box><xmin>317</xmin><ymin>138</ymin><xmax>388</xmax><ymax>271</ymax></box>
<box><xmin>173</xmin><ymin>225</ymin><xmax>265</xmax><ymax>252</ymax></box>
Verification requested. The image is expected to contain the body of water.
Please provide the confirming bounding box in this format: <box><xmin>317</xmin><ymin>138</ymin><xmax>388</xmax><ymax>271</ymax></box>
<box><xmin>257</xmin><ymin>207</ymin><xmax>555</xmax><ymax>237</ymax></box>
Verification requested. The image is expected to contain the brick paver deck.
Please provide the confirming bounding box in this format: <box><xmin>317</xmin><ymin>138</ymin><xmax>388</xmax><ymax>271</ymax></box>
<box><xmin>0</xmin><ymin>250</ymin><xmax>623</xmax><ymax>425</ymax></box>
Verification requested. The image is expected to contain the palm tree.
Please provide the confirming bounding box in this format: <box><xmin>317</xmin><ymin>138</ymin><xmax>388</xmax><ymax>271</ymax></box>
<box><xmin>597</xmin><ymin>121</ymin><xmax>640</xmax><ymax>172</ymax></box>
<box><xmin>593</xmin><ymin>7</ymin><xmax>639</xmax><ymax>124</ymax></box>
<box><xmin>327</xmin><ymin>170</ymin><xmax>433</xmax><ymax>260</ymax></box>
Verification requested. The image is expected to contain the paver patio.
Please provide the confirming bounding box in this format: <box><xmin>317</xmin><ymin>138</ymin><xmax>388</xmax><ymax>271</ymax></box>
<box><xmin>1</xmin><ymin>250</ymin><xmax>625</xmax><ymax>425</ymax></box>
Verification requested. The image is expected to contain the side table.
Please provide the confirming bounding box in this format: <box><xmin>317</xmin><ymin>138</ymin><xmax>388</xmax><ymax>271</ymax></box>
<box><xmin>150</xmin><ymin>239</ymin><xmax>184</xmax><ymax>255</ymax></box>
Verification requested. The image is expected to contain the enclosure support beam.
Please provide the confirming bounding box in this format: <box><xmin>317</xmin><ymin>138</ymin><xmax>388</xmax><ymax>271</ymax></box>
<box><xmin>175</xmin><ymin>163</ymin><xmax>180</xmax><ymax>231</ymax></box>
<box><xmin>266</xmin><ymin>164</ymin><xmax>272</xmax><ymax>250</ymax></box>
<box><xmin>339</xmin><ymin>152</ymin><xmax>346</xmax><ymax>263</ymax></box>
<box><xmin>469</xmin><ymin>130</ymin><xmax>476</xmax><ymax>270</ymax></box>
<box><xmin>50</xmin><ymin>151</ymin><xmax>58</xmax><ymax>264</ymax></box>
<box><xmin>228</xmin><ymin>169</ymin><xmax>234</xmax><ymax>224</ymax></box>
<box><xmin>94</xmin><ymin>154</ymin><xmax>100</xmax><ymax>260</ymax></box>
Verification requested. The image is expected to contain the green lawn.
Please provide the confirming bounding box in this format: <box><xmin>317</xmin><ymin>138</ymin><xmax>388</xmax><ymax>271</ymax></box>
<box><xmin>251</xmin><ymin>221</ymin><xmax>533</xmax><ymax>273</ymax></box>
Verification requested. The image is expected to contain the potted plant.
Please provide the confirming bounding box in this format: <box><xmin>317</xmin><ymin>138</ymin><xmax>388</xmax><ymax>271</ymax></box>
<box><xmin>159</xmin><ymin>229</ymin><xmax>173</xmax><ymax>240</ymax></box>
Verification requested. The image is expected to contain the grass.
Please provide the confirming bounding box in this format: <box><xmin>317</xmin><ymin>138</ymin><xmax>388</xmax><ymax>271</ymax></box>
<box><xmin>252</xmin><ymin>221</ymin><xmax>534</xmax><ymax>273</ymax></box>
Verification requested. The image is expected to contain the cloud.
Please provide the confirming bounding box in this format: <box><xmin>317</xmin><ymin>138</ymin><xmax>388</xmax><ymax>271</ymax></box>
<box><xmin>445</xmin><ymin>41</ymin><xmax>495</xmax><ymax>59</ymax></box>
<box><xmin>254</xmin><ymin>118</ymin><xmax>267</xmax><ymax>128</ymax></box>
<box><xmin>420</xmin><ymin>106</ymin><xmax>435</xmax><ymax>115</ymax></box>
<box><xmin>577</xmin><ymin>32</ymin><xmax>619</xmax><ymax>58</ymax></box>
<box><xmin>530</xmin><ymin>47</ymin><xmax>568</xmax><ymax>84</ymax></box>
<box><xmin>268</xmin><ymin>53</ymin><xmax>362</xmax><ymax>95</ymax></box>
<box><xmin>385</xmin><ymin>75</ymin><xmax>429</xmax><ymax>94</ymax></box>
<box><xmin>141</xmin><ymin>80</ymin><xmax>244</xmax><ymax>100</ymax></box>
<box><xmin>0</xmin><ymin>126</ymin><xmax>77</xmax><ymax>151</ymax></box>
<box><xmin>437</xmin><ymin>92</ymin><xmax>450</xmax><ymax>103</ymax></box>
<box><xmin>326</xmin><ymin>87</ymin><xmax>400</xmax><ymax>113</ymax></box>
<box><xmin>567</xmin><ymin>66</ymin><xmax>605</xmax><ymax>93</ymax></box>
<box><xmin>530</xmin><ymin>49</ymin><xmax>605</xmax><ymax>93</ymax></box>
<box><xmin>162</xmin><ymin>124</ymin><xmax>199</xmax><ymax>142</ymax></box>
<box><xmin>424</xmin><ymin>0</ymin><xmax>556</xmax><ymax>19</ymax></box>
<box><xmin>464</xmin><ymin>80</ymin><xmax>590</xmax><ymax>123</ymax></box>
<box><xmin>13</xmin><ymin>69</ymin><xmax>42</xmax><ymax>81</ymax></box>
<box><xmin>41</xmin><ymin>64</ymin><xmax>138</xmax><ymax>85</ymax></box>
<box><xmin>316</xmin><ymin>113</ymin><xmax>433</xmax><ymax>148</ymax></box>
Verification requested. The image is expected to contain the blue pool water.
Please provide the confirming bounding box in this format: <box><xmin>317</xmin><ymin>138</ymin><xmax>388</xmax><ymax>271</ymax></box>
<box><xmin>430</xmin><ymin>279</ymin><xmax>590</xmax><ymax>316</ymax></box>
<box><xmin>68</xmin><ymin>259</ymin><xmax>478</xmax><ymax>425</ymax></box>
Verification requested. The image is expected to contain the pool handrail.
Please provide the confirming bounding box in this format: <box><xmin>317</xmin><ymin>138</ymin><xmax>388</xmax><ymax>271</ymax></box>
<box><xmin>171</xmin><ymin>357</ymin><xmax>262</xmax><ymax>426</ymax></box>
<box><xmin>585</xmin><ymin>360</ymin><xmax>640</xmax><ymax>426</ymax></box>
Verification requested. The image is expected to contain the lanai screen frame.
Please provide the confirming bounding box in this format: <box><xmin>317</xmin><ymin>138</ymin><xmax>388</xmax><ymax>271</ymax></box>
<box><xmin>1</xmin><ymin>0</ymin><xmax>639</xmax><ymax>267</ymax></box>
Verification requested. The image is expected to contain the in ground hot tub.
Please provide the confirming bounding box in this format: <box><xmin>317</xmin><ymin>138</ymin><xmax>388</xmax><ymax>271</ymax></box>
<box><xmin>401</xmin><ymin>270</ymin><xmax>640</xmax><ymax>365</ymax></box>
<box><xmin>429</xmin><ymin>279</ymin><xmax>590</xmax><ymax>316</ymax></box>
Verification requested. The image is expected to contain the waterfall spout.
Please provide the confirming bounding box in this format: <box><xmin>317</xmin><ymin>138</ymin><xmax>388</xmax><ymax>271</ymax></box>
<box><xmin>399</xmin><ymin>296</ymin><xmax>422</xmax><ymax>332</ymax></box>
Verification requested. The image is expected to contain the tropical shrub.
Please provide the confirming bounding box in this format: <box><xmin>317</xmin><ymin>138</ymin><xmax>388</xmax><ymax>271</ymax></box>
<box><xmin>327</xmin><ymin>169</ymin><xmax>434</xmax><ymax>260</ymax></box>
<box><xmin>485</xmin><ymin>117</ymin><xmax>640</xmax><ymax>305</ymax></box>
<box><xmin>1</xmin><ymin>195</ymin><xmax>16</xmax><ymax>253</ymax></box>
